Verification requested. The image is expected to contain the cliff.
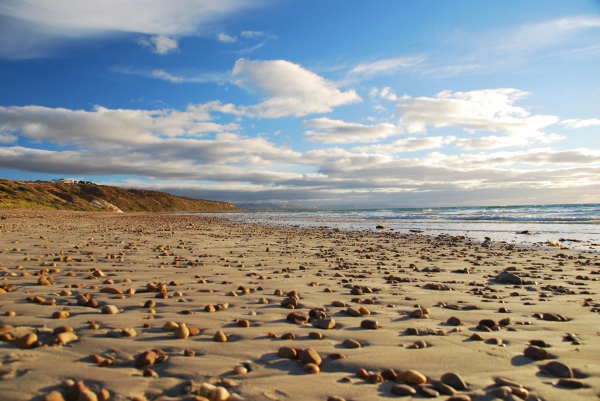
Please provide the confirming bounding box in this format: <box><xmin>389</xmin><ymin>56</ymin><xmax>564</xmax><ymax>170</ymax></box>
<box><xmin>0</xmin><ymin>179</ymin><xmax>238</xmax><ymax>213</ymax></box>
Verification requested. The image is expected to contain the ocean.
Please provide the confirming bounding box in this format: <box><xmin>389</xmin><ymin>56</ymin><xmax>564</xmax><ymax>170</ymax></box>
<box><xmin>211</xmin><ymin>204</ymin><xmax>600</xmax><ymax>252</ymax></box>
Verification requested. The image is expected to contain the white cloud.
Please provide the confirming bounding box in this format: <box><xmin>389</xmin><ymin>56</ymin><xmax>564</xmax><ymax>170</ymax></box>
<box><xmin>352</xmin><ymin>136</ymin><xmax>456</xmax><ymax>153</ymax></box>
<box><xmin>0</xmin><ymin>0</ymin><xmax>258</xmax><ymax>58</ymax></box>
<box><xmin>346</xmin><ymin>56</ymin><xmax>425</xmax><ymax>81</ymax></box>
<box><xmin>151</xmin><ymin>69</ymin><xmax>185</xmax><ymax>83</ymax></box>
<box><xmin>560</xmin><ymin>118</ymin><xmax>600</xmax><ymax>129</ymax></box>
<box><xmin>371</xmin><ymin>87</ymin><xmax>398</xmax><ymax>101</ymax></box>
<box><xmin>218</xmin><ymin>33</ymin><xmax>237</xmax><ymax>43</ymax></box>
<box><xmin>0</xmin><ymin>103</ymin><xmax>243</xmax><ymax>148</ymax></box>
<box><xmin>425</xmin><ymin>15</ymin><xmax>600</xmax><ymax>78</ymax></box>
<box><xmin>137</xmin><ymin>35</ymin><xmax>179</xmax><ymax>54</ymax></box>
<box><xmin>303</xmin><ymin>117</ymin><xmax>400</xmax><ymax>144</ymax></box>
<box><xmin>504</xmin><ymin>15</ymin><xmax>600</xmax><ymax>51</ymax></box>
<box><xmin>0</xmin><ymin>131</ymin><xmax>17</xmax><ymax>143</ymax></box>
<box><xmin>241</xmin><ymin>30</ymin><xmax>264</xmax><ymax>38</ymax></box>
<box><xmin>232</xmin><ymin>59</ymin><xmax>361</xmax><ymax>118</ymax></box>
<box><xmin>397</xmin><ymin>89</ymin><xmax>559</xmax><ymax>141</ymax></box>
<box><xmin>151</xmin><ymin>35</ymin><xmax>178</xmax><ymax>54</ymax></box>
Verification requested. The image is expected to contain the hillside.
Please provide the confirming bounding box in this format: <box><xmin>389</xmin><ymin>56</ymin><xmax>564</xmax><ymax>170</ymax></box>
<box><xmin>0</xmin><ymin>179</ymin><xmax>238</xmax><ymax>212</ymax></box>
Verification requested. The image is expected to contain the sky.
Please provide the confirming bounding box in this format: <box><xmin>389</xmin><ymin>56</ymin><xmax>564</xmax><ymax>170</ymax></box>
<box><xmin>0</xmin><ymin>0</ymin><xmax>600</xmax><ymax>208</ymax></box>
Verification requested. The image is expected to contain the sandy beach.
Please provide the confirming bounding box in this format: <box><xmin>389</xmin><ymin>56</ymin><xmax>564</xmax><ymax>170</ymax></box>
<box><xmin>0</xmin><ymin>210</ymin><xmax>598</xmax><ymax>401</ymax></box>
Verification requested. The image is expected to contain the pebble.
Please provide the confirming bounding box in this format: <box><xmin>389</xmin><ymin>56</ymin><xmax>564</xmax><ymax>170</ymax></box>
<box><xmin>122</xmin><ymin>328</ymin><xmax>137</xmax><ymax>337</ymax></box>
<box><xmin>174</xmin><ymin>323</ymin><xmax>190</xmax><ymax>339</ymax></box>
<box><xmin>277</xmin><ymin>346</ymin><xmax>297</xmax><ymax>358</ymax></box>
<box><xmin>101</xmin><ymin>305</ymin><xmax>119</xmax><ymax>314</ymax></box>
<box><xmin>55</xmin><ymin>331</ymin><xmax>78</xmax><ymax>345</ymax></box>
<box><xmin>391</xmin><ymin>384</ymin><xmax>417</xmax><ymax>396</ymax></box>
<box><xmin>237</xmin><ymin>319</ymin><xmax>251</xmax><ymax>327</ymax></box>
<box><xmin>540</xmin><ymin>361</ymin><xmax>573</xmax><ymax>378</ymax></box>
<box><xmin>446</xmin><ymin>316</ymin><xmax>461</xmax><ymax>326</ymax></box>
<box><xmin>523</xmin><ymin>345</ymin><xmax>548</xmax><ymax>360</ymax></box>
<box><xmin>434</xmin><ymin>381</ymin><xmax>456</xmax><ymax>395</ymax></box>
<box><xmin>43</xmin><ymin>391</ymin><xmax>66</xmax><ymax>401</ymax></box>
<box><xmin>441</xmin><ymin>372</ymin><xmax>467</xmax><ymax>390</ymax></box>
<box><xmin>233</xmin><ymin>366</ymin><xmax>248</xmax><ymax>375</ymax></box>
<box><xmin>15</xmin><ymin>333</ymin><xmax>37</xmax><ymax>349</ymax></box>
<box><xmin>299</xmin><ymin>348</ymin><xmax>322</xmax><ymax>366</ymax></box>
<box><xmin>493</xmin><ymin>377</ymin><xmax>522</xmax><ymax>388</ymax></box>
<box><xmin>135</xmin><ymin>350</ymin><xmax>157</xmax><ymax>367</ymax></box>
<box><xmin>52</xmin><ymin>311</ymin><xmax>70</xmax><ymax>319</ymax></box>
<box><xmin>303</xmin><ymin>363</ymin><xmax>320</xmax><ymax>374</ymax></box>
<box><xmin>488</xmin><ymin>386</ymin><xmax>512</xmax><ymax>398</ymax></box>
<box><xmin>214</xmin><ymin>331</ymin><xmax>228</xmax><ymax>342</ymax></box>
<box><xmin>469</xmin><ymin>333</ymin><xmax>484</xmax><ymax>341</ymax></box>
<box><xmin>360</xmin><ymin>319</ymin><xmax>378</xmax><ymax>329</ymax></box>
<box><xmin>163</xmin><ymin>321</ymin><xmax>179</xmax><ymax>331</ymax></box>
<box><xmin>381</xmin><ymin>368</ymin><xmax>398</xmax><ymax>381</ymax></box>
<box><xmin>309</xmin><ymin>331</ymin><xmax>323</xmax><ymax>339</ymax></box>
<box><xmin>342</xmin><ymin>339</ymin><xmax>361</xmax><ymax>348</ymax></box>
<box><xmin>313</xmin><ymin>318</ymin><xmax>336</xmax><ymax>329</ymax></box>
<box><xmin>397</xmin><ymin>369</ymin><xmax>427</xmax><ymax>384</ymax></box>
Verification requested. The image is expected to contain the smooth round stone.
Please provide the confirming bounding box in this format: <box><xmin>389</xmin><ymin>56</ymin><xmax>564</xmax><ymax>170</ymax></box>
<box><xmin>303</xmin><ymin>363</ymin><xmax>320</xmax><ymax>374</ymax></box>
<box><xmin>15</xmin><ymin>333</ymin><xmax>37</xmax><ymax>349</ymax></box>
<box><xmin>360</xmin><ymin>319</ymin><xmax>378</xmax><ymax>329</ymax></box>
<box><xmin>342</xmin><ymin>339</ymin><xmax>361</xmax><ymax>349</ymax></box>
<box><xmin>233</xmin><ymin>366</ymin><xmax>248</xmax><ymax>375</ymax></box>
<box><xmin>52</xmin><ymin>311</ymin><xmax>69</xmax><ymax>319</ymax></box>
<box><xmin>346</xmin><ymin>307</ymin><xmax>361</xmax><ymax>317</ymax></box>
<box><xmin>358</xmin><ymin>306</ymin><xmax>371</xmax><ymax>315</ymax></box>
<box><xmin>391</xmin><ymin>384</ymin><xmax>417</xmax><ymax>396</ymax></box>
<box><xmin>309</xmin><ymin>331</ymin><xmax>323</xmax><ymax>340</ymax></box>
<box><xmin>478</xmin><ymin>319</ymin><xmax>496</xmax><ymax>328</ymax></box>
<box><xmin>313</xmin><ymin>318</ymin><xmax>336</xmax><ymax>329</ymax></box>
<box><xmin>101</xmin><ymin>305</ymin><xmax>119</xmax><ymax>314</ymax></box>
<box><xmin>446</xmin><ymin>316</ymin><xmax>461</xmax><ymax>326</ymax></box>
<box><xmin>213</xmin><ymin>331</ymin><xmax>228</xmax><ymax>342</ymax></box>
<box><xmin>441</xmin><ymin>372</ymin><xmax>467</xmax><ymax>390</ymax></box>
<box><xmin>470</xmin><ymin>333</ymin><xmax>484</xmax><ymax>341</ymax></box>
<box><xmin>236</xmin><ymin>319</ymin><xmax>251</xmax><ymax>328</ymax></box>
<box><xmin>143</xmin><ymin>300</ymin><xmax>155</xmax><ymax>308</ymax></box>
<box><xmin>163</xmin><ymin>321</ymin><xmax>179</xmax><ymax>331</ymax></box>
<box><xmin>366</xmin><ymin>373</ymin><xmax>383</xmax><ymax>383</ymax></box>
<box><xmin>418</xmin><ymin>386</ymin><xmax>440</xmax><ymax>398</ymax></box>
<box><xmin>299</xmin><ymin>348</ymin><xmax>322</xmax><ymax>366</ymax></box>
<box><xmin>488</xmin><ymin>386</ymin><xmax>512</xmax><ymax>399</ymax></box>
<box><xmin>485</xmin><ymin>338</ymin><xmax>503</xmax><ymax>345</ymax></box>
<box><xmin>523</xmin><ymin>345</ymin><xmax>548</xmax><ymax>360</ymax></box>
<box><xmin>122</xmin><ymin>328</ymin><xmax>137</xmax><ymax>337</ymax></box>
<box><xmin>174</xmin><ymin>324</ymin><xmax>190</xmax><ymax>339</ymax></box>
<box><xmin>540</xmin><ymin>361</ymin><xmax>573</xmax><ymax>378</ymax></box>
<box><xmin>277</xmin><ymin>346</ymin><xmax>297</xmax><ymax>359</ymax></box>
<box><xmin>381</xmin><ymin>368</ymin><xmax>398</xmax><ymax>381</ymax></box>
<box><xmin>410</xmin><ymin>340</ymin><xmax>427</xmax><ymax>349</ymax></box>
<box><xmin>494</xmin><ymin>377</ymin><xmax>522</xmax><ymax>388</ymax></box>
<box><xmin>410</xmin><ymin>309</ymin><xmax>424</xmax><ymax>318</ymax></box>
<box><xmin>55</xmin><ymin>331</ymin><xmax>78</xmax><ymax>345</ymax></box>
<box><xmin>397</xmin><ymin>369</ymin><xmax>427</xmax><ymax>384</ymax></box>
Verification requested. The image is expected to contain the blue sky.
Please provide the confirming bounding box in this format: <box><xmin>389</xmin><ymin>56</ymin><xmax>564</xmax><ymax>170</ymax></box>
<box><xmin>0</xmin><ymin>0</ymin><xmax>599</xmax><ymax>207</ymax></box>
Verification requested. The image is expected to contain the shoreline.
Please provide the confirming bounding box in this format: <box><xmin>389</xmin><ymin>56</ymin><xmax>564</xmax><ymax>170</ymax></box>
<box><xmin>0</xmin><ymin>210</ymin><xmax>598</xmax><ymax>400</ymax></box>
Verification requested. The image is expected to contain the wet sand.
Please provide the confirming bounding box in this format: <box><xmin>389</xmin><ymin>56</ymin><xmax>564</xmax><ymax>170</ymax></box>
<box><xmin>0</xmin><ymin>210</ymin><xmax>598</xmax><ymax>401</ymax></box>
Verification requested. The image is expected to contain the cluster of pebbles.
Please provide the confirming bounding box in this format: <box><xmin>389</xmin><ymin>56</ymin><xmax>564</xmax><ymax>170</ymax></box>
<box><xmin>0</xmin><ymin>210</ymin><xmax>598</xmax><ymax>400</ymax></box>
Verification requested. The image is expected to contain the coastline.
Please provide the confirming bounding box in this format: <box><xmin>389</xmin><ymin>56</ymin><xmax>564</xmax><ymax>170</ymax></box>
<box><xmin>0</xmin><ymin>210</ymin><xmax>598</xmax><ymax>400</ymax></box>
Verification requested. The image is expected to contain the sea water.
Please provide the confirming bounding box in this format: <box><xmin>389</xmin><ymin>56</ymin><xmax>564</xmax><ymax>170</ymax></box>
<box><xmin>207</xmin><ymin>204</ymin><xmax>600</xmax><ymax>252</ymax></box>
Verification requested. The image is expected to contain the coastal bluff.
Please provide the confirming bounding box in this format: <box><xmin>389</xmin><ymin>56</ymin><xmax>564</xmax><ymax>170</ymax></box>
<box><xmin>0</xmin><ymin>179</ymin><xmax>238</xmax><ymax>212</ymax></box>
